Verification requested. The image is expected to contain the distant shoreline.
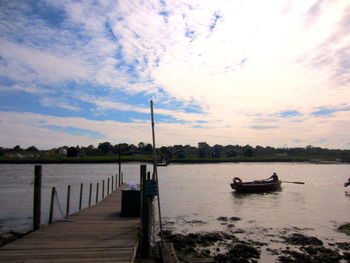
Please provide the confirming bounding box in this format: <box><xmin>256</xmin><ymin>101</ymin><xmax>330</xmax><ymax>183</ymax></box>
<box><xmin>0</xmin><ymin>156</ymin><xmax>346</xmax><ymax>164</ymax></box>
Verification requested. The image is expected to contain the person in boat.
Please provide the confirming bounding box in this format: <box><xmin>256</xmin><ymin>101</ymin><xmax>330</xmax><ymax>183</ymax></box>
<box><xmin>267</xmin><ymin>172</ymin><xmax>279</xmax><ymax>182</ymax></box>
<box><xmin>345</xmin><ymin>178</ymin><xmax>350</xmax><ymax>187</ymax></box>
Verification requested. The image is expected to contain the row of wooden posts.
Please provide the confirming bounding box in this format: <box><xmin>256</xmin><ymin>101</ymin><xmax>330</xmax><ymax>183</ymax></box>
<box><xmin>33</xmin><ymin>165</ymin><xmax>124</xmax><ymax>230</ymax></box>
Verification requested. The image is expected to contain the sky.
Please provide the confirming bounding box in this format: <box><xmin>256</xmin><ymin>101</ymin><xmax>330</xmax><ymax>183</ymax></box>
<box><xmin>0</xmin><ymin>0</ymin><xmax>349</xmax><ymax>150</ymax></box>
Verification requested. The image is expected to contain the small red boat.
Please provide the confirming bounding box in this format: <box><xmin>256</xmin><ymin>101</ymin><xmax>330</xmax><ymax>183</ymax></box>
<box><xmin>230</xmin><ymin>177</ymin><xmax>281</xmax><ymax>193</ymax></box>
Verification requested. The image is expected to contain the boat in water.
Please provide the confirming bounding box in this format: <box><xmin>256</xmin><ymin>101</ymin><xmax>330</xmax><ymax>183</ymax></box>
<box><xmin>230</xmin><ymin>177</ymin><xmax>281</xmax><ymax>193</ymax></box>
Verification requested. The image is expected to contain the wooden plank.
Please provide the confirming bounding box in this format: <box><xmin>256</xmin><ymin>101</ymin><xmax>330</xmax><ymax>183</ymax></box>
<box><xmin>0</xmin><ymin>185</ymin><xmax>140</xmax><ymax>263</ymax></box>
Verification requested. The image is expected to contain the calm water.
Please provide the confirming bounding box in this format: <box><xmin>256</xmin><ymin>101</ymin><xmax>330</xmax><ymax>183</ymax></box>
<box><xmin>1</xmin><ymin>163</ymin><xmax>349</xmax><ymax>261</ymax></box>
<box><xmin>0</xmin><ymin>163</ymin><xmax>148</xmax><ymax>234</ymax></box>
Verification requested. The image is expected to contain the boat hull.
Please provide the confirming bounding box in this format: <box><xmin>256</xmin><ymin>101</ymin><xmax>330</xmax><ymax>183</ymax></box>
<box><xmin>231</xmin><ymin>180</ymin><xmax>281</xmax><ymax>193</ymax></box>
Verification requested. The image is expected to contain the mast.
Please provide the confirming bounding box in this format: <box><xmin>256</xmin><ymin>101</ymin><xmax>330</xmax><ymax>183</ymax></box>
<box><xmin>149</xmin><ymin>100</ymin><xmax>164</xmax><ymax>246</ymax></box>
<box><xmin>150</xmin><ymin>100</ymin><xmax>158</xmax><ymax>180</ymax></box>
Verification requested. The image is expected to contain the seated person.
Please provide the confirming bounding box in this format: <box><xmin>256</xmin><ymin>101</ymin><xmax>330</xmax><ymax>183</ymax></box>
<box><xmin>267</xmin><ymin>172</ymin><xmax>279</xmax><ymax>181</ymax></box>
<box><xmin>345</xmin><ymin>178</ymin><xmax>350</xmax><ymax>187</ymax></box>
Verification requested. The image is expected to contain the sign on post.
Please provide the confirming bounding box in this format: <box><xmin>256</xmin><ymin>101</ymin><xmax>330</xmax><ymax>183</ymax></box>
<box><xmin>145</xmin><ymin>180</ymin><xmax>158</xmax><ymax>196</ymax></box>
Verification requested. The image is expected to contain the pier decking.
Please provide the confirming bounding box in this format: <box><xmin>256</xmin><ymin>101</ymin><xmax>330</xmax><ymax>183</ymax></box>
<box><xmin>0</xmin><ymin>185</ymin><xmax>140</xmax><ymax>263</ymax></box>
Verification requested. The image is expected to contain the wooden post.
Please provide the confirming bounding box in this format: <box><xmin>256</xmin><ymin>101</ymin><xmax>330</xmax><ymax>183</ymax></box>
<box><xmin>107</xmin><ymin>178</ymin><xmax>110</xmax><ymax>195</ymax></box>
<box><xmin>121</xmin><ymin>172</ymin><xmax>124</xmax><ymax>185</ymax></box>
<box><xmin>88</xmin><ymin>183</ymin><xmax>92</xmax><ymax>206</ymax></box>
<box><xmin>102</xmin><ymin>180</ymin><xmax>105</xmax><ymax>199</ymax></box>
<box><xmin>118</xmin><ymin>144</ymin><xmax>121</xmax><ymax>187</ymax></box>
<box><xmin>147</xmin><ymin>171</ymin><xmax>151</xmax><ymax>180</ymax></box>
<box><xmin>33</xmin><ymin>165</ymin><xmax>42</xmax><ymax>231</ymax></box>
<box><xmin>96</xmin><ymin>183</ymin><xmax>99</xmax><ymax>203</ymax></box>
<box><xmin>66</xmin><ymin>185</ymin><xmax>71</xmax><ymax>217</ymax></box>
<box><xmin>140</xmin><ymin>164</ymin><xmax>149</xmax><ymax>258</ymax></box>
<box><xmin>111</xmin><ymin>176</ymin><xmax>114</xmax><ymax>192</ymax></box>
<box><xmin>79</xmin><ymin>183</ymin><xmax>83</xmax><ymax>211</ymax></box>
<box><xmin>115</xmin><ymin>174</ymin><xmax>118</xmax><ymax>188</ymax></box>
<box><xmin>48</xmin><ymin>187</ymin><xmax>56</xmax><ymax>224</ymax></box>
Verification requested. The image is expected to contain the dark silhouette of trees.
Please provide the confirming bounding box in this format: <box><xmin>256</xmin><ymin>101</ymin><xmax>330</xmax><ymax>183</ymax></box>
<box><xmin>67</xmin><ymin>147</ymin><xmax>80</xmax><ymax>157</ymax></box>
<box><xmin>25</xmin><ymin>146</ymin><xmax>39</xmax><ymax>152</ymax></box>
<box><xmin>1</xmin><ymin>141</ymin><xmax>350</xmax><ymax>161</ymax></box>
<box><xmin>98</xmin><ymin>142</ymin><xmax>113</xmax><ymax>154</ymax></box>
<box><xmin>13</xmin><ymin>145</ymin><xmax>23</xmax><ymax>152</ymax></box>
<box><xmin>243</xmin><ymin>145</ymin><xmax>254</xmax><ymax>157</ymax></box>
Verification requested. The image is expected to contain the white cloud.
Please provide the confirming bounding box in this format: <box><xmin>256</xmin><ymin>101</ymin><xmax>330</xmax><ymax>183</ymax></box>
<box><xmin>0</xmin><ymin>0</ymin><xmax>349</xmax><ymax>149</ymax></box>
<box><xmin>0</xmin><ymin>40</ymin><xmax>88</xmax><ymax>83</ymax></box>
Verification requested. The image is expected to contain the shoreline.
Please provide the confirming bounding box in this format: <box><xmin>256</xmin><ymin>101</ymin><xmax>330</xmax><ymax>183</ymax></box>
<box><xmin>0</xmin><ymin>157</ymin><xmax>347</xmax><ymax>164</ymax></box>
<box><xmin>163</xmin><ymin>220</ymin><xmax>350</xmax><ymax>263</ymax></box>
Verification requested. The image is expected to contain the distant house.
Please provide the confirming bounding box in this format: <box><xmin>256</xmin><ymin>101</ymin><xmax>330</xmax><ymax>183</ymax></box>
<box><xmin>58</xmin><ymin>148</ymin><xmax>67</xmax><ymax>156</ymax></box>
<box><xmin>178</xmin><ymin>150</ymin><xmax>187</xmax><ymax>158</ymax></box>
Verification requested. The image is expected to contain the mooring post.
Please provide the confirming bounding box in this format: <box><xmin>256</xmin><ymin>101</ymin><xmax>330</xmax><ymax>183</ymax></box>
<box><xmin>89</xmin><ymin>183</ymin><xmax>92</xmax><ymax>206</ymax></box>
<box><xmin>96</xmin><ymin>182</ymin><xmax>99</xmax><ymax>203</ymax></box>
<box><xmin>140</xmin><ymin>164</ymin><xmax>149</xmax><ymax>258</ymax></box>
<box><xmin>118</xmin><ymin>144</ymin><xmax>121</xmax><ymax>186</ymax></box>
<box><xmin>121</xmin><ymin>172</ymin><xmax>124</xmax><ymax>185</ymax></box>
<box><xmin>48</xmin><ymin>187</ymin><xmax>56</xmax><ymax>224</ymax></box>
<box><xmin>79</xmin><ymin>183</ymin><xmax>83</xmax><ymax>210</ymax></box>
<box><xmin>115</xmin><ymin>174</ymin><xmax>118</xmax><ymax>189</ymax></box>
<box><xmin>33</xmin><ymin>165</ymin><xmax>42</xmax><ymax>231</ymax></box>
<box><xmin>111</xmin><ymin>176</ymin><xmax>114</xmax><ymax>192</ymax></box>
<box><xmin>102</xmin><ymin>180</ymin><xmax>105</xmax><ymax>199</ymax></box>
<box><xmin>66</xmin><ymin>185</ymin><xmax>71</xmax><ymax>217</ymax></box>
<box><xmin>107</xmin><ymin>178</ymin><xmax>110</xmax><ymax>195</ymax></box>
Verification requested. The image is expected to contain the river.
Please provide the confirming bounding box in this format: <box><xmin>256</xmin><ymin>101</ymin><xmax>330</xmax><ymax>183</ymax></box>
<box><xmin>0</xmin><ymin>162</ymin><xmax>349</xmax><ymax>261</ymax></box>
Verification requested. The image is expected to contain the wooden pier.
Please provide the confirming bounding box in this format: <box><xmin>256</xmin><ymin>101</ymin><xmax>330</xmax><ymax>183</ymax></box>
<box><xmin>0</xmin><ymin>185</ymin><xmax>140</xmax><ymax>263</ymax></box>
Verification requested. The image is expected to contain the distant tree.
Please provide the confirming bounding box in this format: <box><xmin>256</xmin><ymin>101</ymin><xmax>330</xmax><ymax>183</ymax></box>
<box><xmin>212</xmin><ymin>144</ymin><xmax>222</xmax><ymax>158</ymax></box>
<box><xmin>127</xmin><ymin>144</ymin><xmax>138</xmax><ymax>155</ymax></box>
<box><xmin>85</xmin><ymin>145</ymin><xmax>98</xmax><ymax>155</ymax></box>
<box><xmin>138</xmin><ymin>142</ymin><xmax>146</xmax><ymax>149</ymax></box>
<box><xmin>243</xmin><ymin>145</ymin><xmax>254</xmax><ymax>157</ymax></box>
<box><xmin>67</xmin><ymin>147</ymin><xmax>80</xmax><ymax>157</ymax></box>
<box><xmin>13</xmin><ymin>145</ymin><xmax>23</xmax><ymax>152</ymax></box>
<box><xmin>0</xmin><ymin>147</ymin><xmax>4</xmax><ymax>157</ymax></box>
<box><xmin>198</xmin><ymin>150</ymin><xmax>207</xmax><ymax>158</ymax></box>
<box><xmin>160</xmin><ymin>146</ymin><xmax>169</xmax><ymax>154</ymax></box>
<box><xmin>144</xmin><ymin>144</ymin><xmax>153</xmax><ymax>154</ymax></box>
<box><xmin>25</xmin><ymin>146</ymin><xmax>39</xmax><ymax>152</ymax></box>
<box><xmin>227</xmin><ymin>150</ymin><xmax>237</xmax><ymax>158</ymax></box>
<box><xmin>98</xmin><ymin>142</ymin><xmax>113</xmax><ymax>154</ymax></box>
<box><xmin>197</xmin><ymin>142</ymin><xmax>210</xmax><ymax>158</ymax></box>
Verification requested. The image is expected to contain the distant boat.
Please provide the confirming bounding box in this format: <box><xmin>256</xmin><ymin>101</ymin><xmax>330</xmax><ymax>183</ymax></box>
<box><xmin>230</xmin><ymin>177</ymin><xmax>281</xmax><ymax>193</ymax></box>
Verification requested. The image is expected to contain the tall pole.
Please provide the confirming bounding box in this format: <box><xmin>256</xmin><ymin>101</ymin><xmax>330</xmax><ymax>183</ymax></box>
<box><xmin>150</xmin><ymin>100</ymin><xmax>158</xmax><ymax>180</ymax></box>
<box><xmin>150</xmin><ymin>100</ymin><xmax>164</xmax><ymax>246</ymax></box>
<box><xmin>33</xmin><ymin>165</ymin><xmax>42</xmax><ymax>230</ymax></box>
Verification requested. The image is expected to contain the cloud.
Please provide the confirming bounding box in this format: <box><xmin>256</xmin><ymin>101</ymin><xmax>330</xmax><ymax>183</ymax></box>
<box><xmin>0</xmin><ymin>0</ymin><xmax>350</xmax><ymax>149</ymax></box>
<box><xmin>0</xmin><ymin>40</ymin><xmax>89</xmax><ymax>83</ymax></box>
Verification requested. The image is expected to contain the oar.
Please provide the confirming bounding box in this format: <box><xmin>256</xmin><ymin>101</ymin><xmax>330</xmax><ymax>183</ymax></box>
<box><xmin>282</xmin><ymin>181</ymin><xmax>305</xmax><ymax>184</ymax></box>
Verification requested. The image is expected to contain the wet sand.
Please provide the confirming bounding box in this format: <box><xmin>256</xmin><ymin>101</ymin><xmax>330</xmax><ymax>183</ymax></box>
<box><xmin>163</xmin><ymin>219</ymin><xmax>350</xmax><ymax>263</ymax></box>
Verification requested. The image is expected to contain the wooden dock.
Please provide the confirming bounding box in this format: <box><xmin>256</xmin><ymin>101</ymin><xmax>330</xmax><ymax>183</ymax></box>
<box><xmin>0</xmin><ymin>185</ymin><xmax>140</xmax><ymax>263</ymax></box>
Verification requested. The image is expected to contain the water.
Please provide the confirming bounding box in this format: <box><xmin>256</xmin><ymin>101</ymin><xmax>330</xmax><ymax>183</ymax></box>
<box><xmin>1</xmin><ymin>162</ymin><xmax>349</xmax><ymax>261</ymax></box>
<box><xmin>157</xmin><ymin>163</ymin><xmax>350</xmax><ymax>262</ymax></box>
<box><xmin>0</xmin><ymin>163</ymin><xmax>147</xmax><ymax>234</ymax></box>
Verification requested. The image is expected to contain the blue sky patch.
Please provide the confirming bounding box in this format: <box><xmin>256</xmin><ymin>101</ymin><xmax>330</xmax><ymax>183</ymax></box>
<box><xmin>41</xmin><ymin>125</ymin><xmax>106</xmax><ymax>139</ymax></box>
<box><xmin>209</xmin><ymin>12</ymin><xmax>221</xmax><ymax>31</ymax></box>
<box><xmin>311</xmin><ymin>106</ymin><xmax>350</xmax><ymax>116</ymax></box>
<box><xmin>275</xmin><ymin>110</ymin><xmax>301</xmax><ymax>118</ymax></box>
<box><xmin>250</xmin><ymin>125</ymin><xmax>278</xmax><ymax>130</ymax></box>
